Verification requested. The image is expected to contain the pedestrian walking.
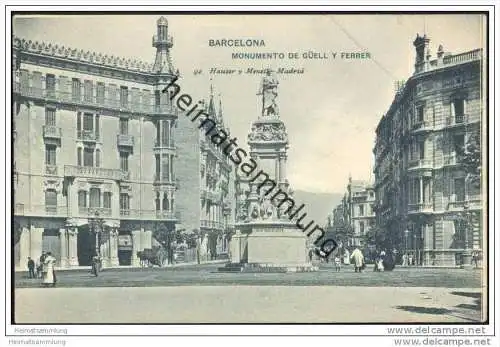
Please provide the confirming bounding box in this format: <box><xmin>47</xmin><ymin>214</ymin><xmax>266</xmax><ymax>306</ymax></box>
<box><xmin>402</xmin><ymin>253</ymin><xmax>408</xmax><ymax>266</ymax></box>
<box><xmin>91</xmin><ymin>255</ymin><xmax>100</xmax><ymax>277</ymax></box>
<box><xmin>334</xmin><ymin>255</ymin><xmax>341</xmax><ymax>272</ymax></box>
<box><xmin>42</xmin><ymin>252</ymin><xmax>57</xmax><ymax>287</ymax></box>
<box><xmin>27</xmin><ymin>257</ymin><xmax>35</xmax><ymax>279</ymax></box>
<box><xmin>350</xmin><ymin>247</ymin><xmax>364</xmax><ymax>273</ymax></box>
<box><xmin>408</xmin><ymin>253</ymin><xmax>414</xmax><ymax>266</ymax></box>
<box><xmin>38</xmin><ymin>252</ymin><xmax>47</xmax><ymax>279</ymax></box>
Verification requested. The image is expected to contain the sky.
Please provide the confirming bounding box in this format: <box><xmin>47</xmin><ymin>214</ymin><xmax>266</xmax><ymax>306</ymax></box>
<box><xmin>13</xmin><ymin>14</ymin><xmax>486</xmax><ymax>194</ymax></box>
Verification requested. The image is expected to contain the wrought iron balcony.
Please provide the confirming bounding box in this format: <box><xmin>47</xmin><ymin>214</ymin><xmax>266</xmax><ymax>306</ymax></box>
<box><xmin>64</xmin><ymin>165</ymin><xmax>129</xmax><ymax>181</ymax></box>
<box><xmin>443</xmin><ymin>155</ymin><xmax>458</xmax><ymax>166</ymax></box>
<box><xmin>14</xmin><ymin>204</ymin><xmax>68</xmax><ymax>217</ymax></box>
<box><xmin>408</xmin><ymin>158</ymin><xmax>433</xmax><ymax>170</ymax></box>
<box><xmin>117</xmin><ymin>134</ymin><xmax>134</xmax><ymax>148</ymax></box>
<box><xmin>408</xmin><ymin>202</ymin><xmax>433</xmax><ymax>214</ymax></box>
<box><xmin>43</xmin><ymin>125</ymin><xmax>62</xmax><ymax>140</ymax></box>
<box><xmin>77</xmin><ymin>130</ymin><xmax>99</xmax><ymax>142</ymax></box>
<box><xmin>411</xmin><ymin>121</ymin><xmax>433</xmax><ymax>132</ymax></box>
<box><xmin>78</xmin><ymin>207</ymin><xmax>112</xmax><ymax>217</ymax></box>
<box><xmin>445</xmin><ymin>114</ymin><xmax>469</xmax><ymax>128</ymax></box>
<box><xmin>119</xmin><ymin>209</ymin><xmax>180</xmax><ymax>221</ymax></box>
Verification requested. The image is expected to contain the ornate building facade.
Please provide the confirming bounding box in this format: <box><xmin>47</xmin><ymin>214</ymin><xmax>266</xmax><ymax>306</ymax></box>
<box><xmin>12</xmin><ymin>17</ymin><xmax>233</xmax><ymax>270</ymax></box>
<box><xmin>328</xmin><ymin>177</ymin><xmax>375</xmax><ymax>247</ymax></box>
<box><xmin>373</xmin><ymin>34</ymin><xmax>484</xmax><ymax>266</ymax></box>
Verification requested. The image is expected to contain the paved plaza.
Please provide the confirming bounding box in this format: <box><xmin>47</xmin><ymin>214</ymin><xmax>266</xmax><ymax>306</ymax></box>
<box><xmin>14</xmin><ymin>264</ymin><xmax>485</xmax><ymax>324</ymax></box>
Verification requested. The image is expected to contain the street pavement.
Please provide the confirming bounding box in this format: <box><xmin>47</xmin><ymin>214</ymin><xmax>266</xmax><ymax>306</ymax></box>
<box><xmin>13</xmin><ymin>264</ymin><xmax>485</xmax><ymax>324</ymax></box>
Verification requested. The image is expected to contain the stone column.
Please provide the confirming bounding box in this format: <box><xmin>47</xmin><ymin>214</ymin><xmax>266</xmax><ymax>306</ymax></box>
<box><xmin>30</xmin><ymin>226</ymin><xmax>43</xmax><ymax>263</ymax></box>
<box><xmin>144</xmin><ymin>230</ymin><xmax>152</xmax><ymax>250</ymax></box>
<box><xmin>68</xmin><ymin>228</ymin><xmax>79</xmax><ymax>266</ymax></box>
<box><xmin>59</xmin><ymin>228</ymin><xmax>69</xmax><ymax>268</ymax></box>
<box><xmin>275</xmin><ymin>158</ymin><xmax>279</xmax><ymax>182</ymax></box>
<box><xmin>131</xmin><ymin>230</ymin><xmax>141</xmax><ymax>267</ymax></box>
<box><xmin>19</xmin><ymin>227</ymin><xmax>31</xmax><ymax>268</ymax></box>
<box><xmin>109</xmin><ymin>228</ymin><xmax>119</xmax><ymax>267</ymax></box>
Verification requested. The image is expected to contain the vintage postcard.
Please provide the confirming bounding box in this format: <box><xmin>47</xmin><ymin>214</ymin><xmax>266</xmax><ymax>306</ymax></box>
<box><xmin>4</xmin><ymin>6</ymin><xmax>497</xmax><ymax>345</ymax></box>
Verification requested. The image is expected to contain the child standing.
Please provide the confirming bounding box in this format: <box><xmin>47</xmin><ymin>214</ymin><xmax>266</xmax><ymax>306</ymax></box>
<box><xmin>334</xmin><ymin>255</ymin><xmax>341</xmax><ymax>272</ymax></box>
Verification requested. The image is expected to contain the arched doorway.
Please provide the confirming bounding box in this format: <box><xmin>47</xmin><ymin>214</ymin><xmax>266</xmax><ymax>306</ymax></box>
<box><xmin>118</xmin><ymin>230</ymin><xmax>132</xmax><ymax>266</ymax></box>
<box><xmin>77</xmin><ymin>225</ymin><xmax>96</xmax><ymax>266</ymax></box>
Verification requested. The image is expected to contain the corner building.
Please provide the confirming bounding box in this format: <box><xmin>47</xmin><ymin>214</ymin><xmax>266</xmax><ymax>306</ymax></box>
<box><xmin>12</xmin><ymin>17</ymin><xmax>233</xmax><ymax>269</ymax></box>
<box><xmin>373</xmin><ymin>34</ymin><xmax>484</xmax><ymax>266</ymax></box>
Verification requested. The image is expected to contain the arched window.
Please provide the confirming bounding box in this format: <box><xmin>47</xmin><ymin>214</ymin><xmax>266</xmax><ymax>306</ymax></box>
<box><xmin>155</xmin><ymin>192</ymin><xmax>160</xmax><ymax>211</ymax></box>
<box><xmin>95</xmin><ymin>149</ymin><xmax>101</xmax><ymax>168</ymax></box>
<box><xmin>162</xmin><ymin>194</ymin><xmax>169</xmax><ymax>211</ymax></box>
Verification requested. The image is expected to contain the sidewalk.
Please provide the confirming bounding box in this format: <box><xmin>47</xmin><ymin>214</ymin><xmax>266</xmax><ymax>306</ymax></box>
<box><xmin>15</xmin><ymin>259</ymin><xmax>227</xmax><ymax>273</ymax></box>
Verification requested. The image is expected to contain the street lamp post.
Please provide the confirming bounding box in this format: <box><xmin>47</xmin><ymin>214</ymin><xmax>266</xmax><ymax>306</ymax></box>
<box><xmin>90</xmin><ymin>210</ymin><xmax>102</xmax><ymax>258</ymax></box>
<box><xmin>404</xmin><ymin>229</ymin><xmax>409</xmax><ymax>254</ymax></box>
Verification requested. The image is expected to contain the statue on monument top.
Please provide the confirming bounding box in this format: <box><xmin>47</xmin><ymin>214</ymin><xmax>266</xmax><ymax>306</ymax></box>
<box><xmin>257</xmin><ymin>69</ymin><xmax>279</xmax><ymax>118</ymax></box>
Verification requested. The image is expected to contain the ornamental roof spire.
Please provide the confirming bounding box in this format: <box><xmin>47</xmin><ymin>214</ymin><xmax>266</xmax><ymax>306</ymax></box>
<box><xmin>208</xmin><ymin>80</ymin><xmax>216</xmax><ymax>117</ymax></box>
<box><xmin>152</xmin><ymin>16</ymin><xmax>175</xmax><ymax>74</ymax></box>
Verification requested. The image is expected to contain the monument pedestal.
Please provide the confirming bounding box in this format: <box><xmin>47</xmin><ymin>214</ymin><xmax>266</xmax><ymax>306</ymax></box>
<box><xmin>220</xmin><ymin>222</ymin><xmax>318</xmax><ymax>273</ymax></box>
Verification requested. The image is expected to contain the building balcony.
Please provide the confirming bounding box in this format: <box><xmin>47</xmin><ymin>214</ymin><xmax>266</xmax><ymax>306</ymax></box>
<box><xmin>447</xmin><ymin>197</ymin><xmax>483</xmax><ymax>212</ymax></box>
<box><xmin>64</xmin><ymin>165</ymin><xmax>129</xmax><ymax>181</ymax></box>
<box><xmin>445</xmin><ymin>114</ymin><xmax>469</xmax><ymax>128</ymax></box>
<box><xmin>117</xmin><ymin>134</ymin><xmax>134</xmax><ymax>148</ymax></box>
<box><xmin>43</xmin><ymin>125</ymin><xmax>62</xmax><ymax>141</ymax></box>
<box><xmin>152</xmin><ymin>35</ymin><xmax>173</xmax><ymax>47</ymax></box>
<box><xmin>45</xmin><ymin>164</ymin><xmax>58</xmax><ymax>175</ymax></box>
<box><xmin>411</xmin><ymin>121</ymin><xmax>433</xmax><ymax>133</ymax></box>
<box><xmin>78</xmin><ymin>207</ymin><xmax>112</xmax><ymax>218</ymax></box>
<box><xmin>14</xmin><ymin>204</ymin><xmax>68</xmax><ymax>217</ymax></box>
<box><xmin>408</xmin><ymin>202</ymin><xmax>433</xmax><ymax>214</ymax></box>
<box><xmin>119</xmin><ymin>209</ymin><xmax>180</xmax><ymax>221</ymax></box>
<box><xmin>408</xmin><ymin>158</ymin><xmax>433</xmax><ymax>170</ymax></box>
<box><xmin>13</xmin><ymin>83</ymin><xmax>178</xmax><ymax>117</ymax></box>
<box><xmin>200</xmin><ymin>220</ymin><xmax>224</xmax><ymax>230</ymax></box>
<box><xmin>78</xmin><ymin>130</ymin><xmax>99</xmax><ymax>143</ymax></box>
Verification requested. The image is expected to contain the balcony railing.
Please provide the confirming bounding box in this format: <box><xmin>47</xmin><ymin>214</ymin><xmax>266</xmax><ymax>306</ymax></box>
<box><xmin>117</xmin><ymin>134</ymin><xmax>135</xmax><ymax>148</ymax></box>
<box><xmin>201</xmin><ymin>220</ymin><xmax>224</xmax><ymax>229</ymax></box>
<box><xmin>78</xmin><ymin>207</ymin><xmax>112</xmax><ymax>217</ymax></box>
<box><xmin>64</xmin><ymin>165</ymin><xmax>129</xmax><ymax>181</ymax></box>
<box><xmin>448</xmin><ymin>197</ymin><xmax>483</xmax><ymax>211</ymax></box>
<box><xmin>119</xmin><ymin>209</ymin><xmax>180</xmax><ymax>220</ymax></box>
<box><xmin>408</xmin><ymin>202</ymin><xmax>433</xmax><ymax>213</ymax></box>
<box><xmin>411</xmin><ymin>121</ymin><xmax>432</xmax><ymax>132</ymax></box>
<box><xmin>408</xmin><ymin>158</ymin><xmax>432</xmax><ymax>169</ymax></box>
<box><xmin>77</xmin><ymin>130</ymin><xmax>99</xmax><ymax>142</ymax></box>
<box><xmin>443</xmin><ymin>155</ymin><xmax>458</xmax><ymax>166</ymax></box>
<box><xmin>14</xmin><ymin>204</ymin><xmax>68</xmax><ymax>217</ymax></box>
<box><xmin>43</xmin><ymin>125</ymin><xmax>62</xmax><ymax>140</ymax></box>
<box><xmin>13</xmin><ymin>83</ymin><xmax>178</xmax><ymax>117</ymax></box>
<box><xmin>445</xmin><ymin>114</ymin><xmax>468</xmax><ymax>127</ymax></box>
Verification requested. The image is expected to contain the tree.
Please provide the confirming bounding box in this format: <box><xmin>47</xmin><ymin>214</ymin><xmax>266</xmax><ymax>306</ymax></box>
<box><xmin>361</xmin><ymin>226</ymin><xmax>387</xmax><ymax>249</ymax></box>
<box><xmin>457</xmin><ymin>129</ymin><xmax>481</xmax><ymax>188</ymax></box>
<box><xmin>153</xmin><ymin>223</ymin><xmax>175</xmax><ymax>265</ymax></box>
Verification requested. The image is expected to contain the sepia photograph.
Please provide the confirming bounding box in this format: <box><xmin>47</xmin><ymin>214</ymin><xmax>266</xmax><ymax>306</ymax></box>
<box><xmin>3</xmin><ymin>5</ymin><xmax>497</xmax><ymax>345</ymax></box>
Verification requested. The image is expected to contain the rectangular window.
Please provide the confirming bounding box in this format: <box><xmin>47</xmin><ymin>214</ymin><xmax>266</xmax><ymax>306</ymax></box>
<box><xmin>84</xmin><ymin>80</ymin><xmax>93</xmax><ymax>102</ymax></box>
<box><xmin>119</xmin><ymin>193</ymin><xmax>130</xmax><ymax>211</ymax></box>
<box><xmin>45</xmin><ymin>145</ymin><xmax>56</xmax><ymax>165</ymax></box>
<box><xmin>418</xmin><ymin>141</ymin><xmax>425</xmax><ymax>159</ymax></box>
<box><xmin>83</xmin><ymin>113</ymin><xmax>93</xmax><ymax>131</ymax></box>
<box><xmin>45</xmin><ymin>190</ymin><xmax>58</xmax><ymax>207</ymax></box>
<box><xmin>77</xmin><ymin>147</ymin><xmax>82</xmax><ymax>166</ymax></box>
<box><xmin>454</xmin><ymin>178</ymin><xmax>466</xmax><ymax>202</ymax></box>
<box><xmin>155</xmin><ymin>155</ymin><xmax>160</xmax><ymax>180</ymax></box>
<box><xmin>359</xmin><ymin>205</ymin><xmax>364</xmax><ymax>216</ymax></box>
<box><xmin>120</xmin><ymin>86</ymin><xmax>129</xmax><ymax>107</ymax></box>
<box><xmin>89</xmin><ymin>188</ymin><xmax>101</xmax><ymax>208</ymax></box>
<box><xmin>72</xmin><ymin>78</ymin><xmax>81</xmax><ymax>101</ymax></box>
<box><xmin>103</xmin><ymin>192</ymin><xmax>112</xmax><ymax>209</ymax></box>
<box><xmin>162</xmin><ymin>120</ymin><xmax>170</xmax><ymax>146</ymax></box>
<box><xmin>83</xmin><ymin>147</ymin><xmax>93</xmax><ymax>167</ymax></box>
<box><xmin>95</xmin><ymin>115</ymin><xmax>100</xmax><ymax>140</ymax></box>
<box><xmin>155</xmin><ymin>90</ymin><xmax>161</xmax><ymax>108</ymax></box>
<box><xmin>77</xmin><ymin>112</ymin><xmax>82</xmax><ymax>136</ymax></box>
<box><xmin>359</xmin><ymin>221</ymin><xmax>365</xmax><ymax>234</ymax></box>
<box><xmin>416</xmin><ymin>105</ymin><xmax>424</xmax><ymax>123</ymax></box>
<box><xmin>95</xmin><ymin>149</ymin><xmax>101</xmax><ymax>168</ymax></box>
<box><xmin>78</xmin><ymin>191</ymin><xmax>87</xmax><ymax>208</ymax></box>
<box><xmin>96</xmin><ymin>82</ymin><xmax>105</xmax><ymax>104</ymax></box>
<box><xmin>45</xmin><ymin>108</ymin><xmax>56</xmax><ymax>126</ymax></box>
<box><xmin>161</xmin><ymin>156</ymin><xmax>170</xmax><ymax>181</ymax></box>
<box><xmin>119</xmin><ymin>118</ymin><xmax>128</xmax><ymax>135</ymax></box>
<box><xmin>453</xmin><ymin>99</ymin><xmax>465</xmax><ymax>123</ymax></box>
<box><xmin>120</xmin><ymin>152</ymin><xmax>129</xmax><ymax>172</ymax></box>
<box><xmin>46</xmin><ymin>74</ymin><xmax>56</xmax><ymax>97</ymax></box>
<box><xmin>454</xmin><ymin>134</ymin><xmax>465</xmax><ymax>157</ymax></box>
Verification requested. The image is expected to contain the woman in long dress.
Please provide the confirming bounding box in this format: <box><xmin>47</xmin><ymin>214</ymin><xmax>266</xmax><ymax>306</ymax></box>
<box><xmin>42</xmin><ymin>252</ymin><xmax>56</xmax><ymax>287</ymax></box>
<box><xmin>350</xmin><ymin>247</ymin><xmax>364</xmax><ymax>273</ymax></box>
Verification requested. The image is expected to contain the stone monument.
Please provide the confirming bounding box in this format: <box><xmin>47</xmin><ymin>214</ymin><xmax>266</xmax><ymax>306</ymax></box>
<box><xmin>220</xmin><ymin>70</ymin><xmax>317</xmax><ymax>273</ymax></box>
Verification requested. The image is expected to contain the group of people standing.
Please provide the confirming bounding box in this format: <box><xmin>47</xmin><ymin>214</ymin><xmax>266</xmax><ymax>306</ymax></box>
<box><xmin>26</xmin><ymin>252</ymin><xmax>57</xmax><ymax>287</ymax></box>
